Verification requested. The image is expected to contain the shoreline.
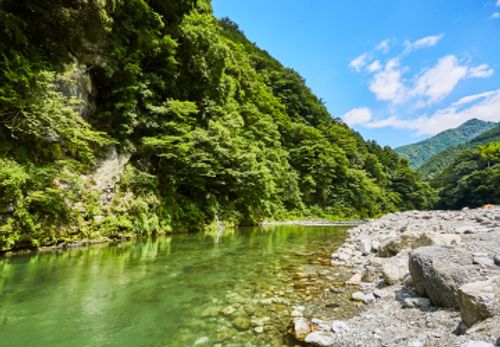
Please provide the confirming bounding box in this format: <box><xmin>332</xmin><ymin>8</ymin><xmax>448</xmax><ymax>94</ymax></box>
<box><xmin>260</xmin><ymin>220</ymin><xmax>365</xmax><ymax>227</ymax></box>
<box><xmin>291</xmin><ymin>207</ymin><xmax>500</xmax><ymax>347</ymax></box>
<box><xmin>1</xmin><ymin>219</ymin><xmax>362</xmax><ymax>257</ymax></box>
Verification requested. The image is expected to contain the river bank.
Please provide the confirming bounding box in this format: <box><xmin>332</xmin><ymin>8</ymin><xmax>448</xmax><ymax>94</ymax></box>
<box><xmin>292</xmin><ymin>207</ymin><xmax>500</xmax><ymax>347</ymax></box>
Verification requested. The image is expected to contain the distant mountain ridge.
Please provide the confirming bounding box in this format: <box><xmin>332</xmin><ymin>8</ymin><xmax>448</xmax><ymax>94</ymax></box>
<box><xmin>418</xmin><ymin>124</ymin><xmax>500</xmax><ymax>179</ymax></box>
<box><xmin>395</xmin><ymin>119</ymin><xmax>498</xmax><ymax>168</ymax></box>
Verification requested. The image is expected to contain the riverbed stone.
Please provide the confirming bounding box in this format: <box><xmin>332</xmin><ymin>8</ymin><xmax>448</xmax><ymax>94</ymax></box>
<box><xmin>293</xmin><ymin>317</ymin><xmax>310</xmax><ymax>340</ymax></box>
<box><xmin>331</xmin><ymin>320</ymin><xmax>349</xmax><ymax>333</ymax></box>
<box><xmin>409</xmin><ymin>246</ymin><xmax>480</xmax><ymax>307</ymax></box>
<box><xmin>194</xmin><ymin>336</ymin><xmax>209</xmax><ymax>345</ymax></box>
<box><xmin>222</xmin><ymin>305</ymin><xmax>236</xmax><ymax>316</ymax></box>
<box><xmin>382</xmin><ymin>253</ymin><xmax>409</xmax><ymax>285</ymax></box>
<box><xmin>233</xmin><ymin>316</ymin><xmax>251</xmax><ymax>331</ymax></box>
<box><xmin>494</xmin><ymin>253</ymin><xmax>500</xmax><ymax>265</ymax></box>
<box><xmin>402</xmin><ymin>297</ymin><xmax>431</xmax><ymax>308</ymax></box>
<box><xmin>458</xmin><ymin>277</ymin><xmax>500</xmax><ymax>327</ymax></box>
<box><xmin>359</xmin><ymin>238</ymin><xmax>372</xmax><ymax>255</ymax></box>
<box><xmin>304</xmin><ymin>331</ymin><xmax>335</xmax><ymax>346</ymax></box>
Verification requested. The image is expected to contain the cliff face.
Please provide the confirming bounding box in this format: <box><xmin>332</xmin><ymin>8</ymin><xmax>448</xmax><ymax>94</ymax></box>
<box><xmin>0</xmin><ymin>0</ymin><xmax>434</xmax><ymax>251</ymax></box>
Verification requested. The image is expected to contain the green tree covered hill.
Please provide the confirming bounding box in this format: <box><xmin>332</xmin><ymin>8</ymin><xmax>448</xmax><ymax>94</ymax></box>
<box><xmin>0</xmin><ymin>0</ymin><xmax>434</xmax><ymax>251</ymax></box>
<box><xmin>432</xmin><ymin>142</ymin><xmax>500</xmax><ymax>209</ymax></box>
<box><xmin>395</xmin><ymin>119</ymin><xmax>498</xmax><ymax>168</ymax></box>
<box><xmin>418</xmin><ymin>124</ymin><xmax>500</xmax><ymax>179</ymax></box>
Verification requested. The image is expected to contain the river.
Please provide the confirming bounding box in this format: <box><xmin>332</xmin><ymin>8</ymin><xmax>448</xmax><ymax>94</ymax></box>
<box><xmin>0</xmin><ymin>225</ymin><xmax>353</xmax><ymax>347</ymax></box>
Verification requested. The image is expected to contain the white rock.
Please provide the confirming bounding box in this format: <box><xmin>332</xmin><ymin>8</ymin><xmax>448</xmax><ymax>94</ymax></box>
<box><xmin>403</xmin><ymin>297</ymin><xmax>431</xmax><ymax>308</ymax></box>
<box><xmin>293</xmin><ymin>317</ymin><xmax>310</xmax><ymax>339</ymax></box>
<box><xmin>311</xmin><ymin>318</ymin><xmax>331</xmax><ymax>332</ymax></box>
<box><xmin>331</xmin><ymin>320</ymin><xmax>349</xmax><ymax>333</ymax></box>
<box><xmin>461</xmin><ymin>341</ymin><xmax>495</xmax><ymax>347</ymax></box>
<box><xmin>351</xmin><ymin>291</ymin><xmax>366</xmax><ymax>302</ymax></box>
<box><xmin>304</xmin><ymin>331</ymin><xmax>335</xmax><ymax>346</ymax></box>
<box><xmin>359</xmin><ymin>238</ymin><xmax>372</xmax><ymax>255</ymax></box>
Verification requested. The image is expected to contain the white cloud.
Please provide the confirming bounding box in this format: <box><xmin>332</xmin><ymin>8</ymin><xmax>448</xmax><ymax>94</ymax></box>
<box><xmin>404</xmin><ymin>34</ymin><xmax>443</xmax><ymax>52</ymax></box>
<box><xmin>367</xmin><ymin>60</ymin><xmax>382</xmax><ymax>73</ymax></box>
<box><xmin>360</xmin><ymin>89</ymin><xmax>500</xmax><ymax>136</ymax></box>
<box><xmin>411</xmin><ymin>56</ymin><xmax>494</xmax><ymax>104</ymax></box>
<box><xmin>349</xmin><ymin>53</ymin><xmax>370</xmax><ymax>72</ymax></box>
<box><xmin>411</xmin><ymin>55</ymin><xmax>468</xmax><ymax>103</ymax></box>
<box><xmin>468</xmin><ymin>64</ymin><xmax>494</xmax><ymax>78</ymax></box>
<box><xmin>375</xmin><ymin>39</ymin><xmax>390</xmax><ymax>52</ymax></box>
<box><xmin>490</xmin><ymin>12</ymin><xmax>500</xmax><ymax>19</ymax></box>
<box><xmin>369</xmin><ymin>59</ymin><xmax>407</xmax><ymax>103</ymax></box>
<box><xmin>343</xmin><ymin>107</ymin><xmax>373</xmax><ymax>126</ymax></box>
<box><xmin>452</xmin><ymin>91</ymin><xmax>496</xmax><ymax>107</ymax></box>
<box><xmin>497</xmin><ymin>0</ymin><xmax>500</xmax><ymax>7</ymax></box>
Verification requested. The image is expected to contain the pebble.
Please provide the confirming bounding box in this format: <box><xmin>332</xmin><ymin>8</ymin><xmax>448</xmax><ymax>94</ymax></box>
<box><xmin>304</xmin><ymin>331</ymin><xmax>336</xmax><ymax>346</ymax></box>
<box><xmin>331</xmin><ymin>320</ymin><xmax>349</xmax><ymax>333</ymax></box>
<box><xmin>494</xmin><ymin>253</ymin><xmax>500</xmax><ymax>266</ymax></box>
<box><xmin>402</xmin><ymin>297</ymin><xmax>431</xmax><ymax>308</ymax></box>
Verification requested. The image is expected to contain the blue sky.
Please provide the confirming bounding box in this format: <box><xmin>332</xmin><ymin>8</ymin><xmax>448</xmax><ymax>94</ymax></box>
<box><xmin>212</xmin><ymin>0</ymin><xmax>500</xmax><ymax>147</ymax></box>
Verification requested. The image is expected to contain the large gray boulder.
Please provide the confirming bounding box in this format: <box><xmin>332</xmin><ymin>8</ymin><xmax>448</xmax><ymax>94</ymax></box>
<box><xmin>458</xmin><ymin>277</ymin><xmax>500</xmax><ymax>327</ymax></box>
<box><xmin>409</xmin><ymin>246</ymin><xmax>481</xmax><ymax>307</ymax></box>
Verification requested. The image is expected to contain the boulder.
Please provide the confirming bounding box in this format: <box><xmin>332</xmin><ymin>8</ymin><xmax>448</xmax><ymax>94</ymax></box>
<box><xmin>411</xmin><ymin>233</ymin><xmax>461</xmax><ymax>249</ymax></box>
<box><xmin>382</xmin><ymin>253</ymin><xmax>409</xmax><ymax>285</ymax></box>
<box><xmin>458</xmin><ymin>277</ymin><xmax>500</xmax><ymax>327</ymax></box>
<box><xmin>304</xmin><ymin>331</ymin><xmax>335</xmax><ymax>346</ymax></box>
<box><xmin>378</xmin><ymin>234</ymin><xmax>417</xmax><ymax>257</ymax></box>
<box><xmin>409</xmin><ymin>246</ymin><xmax>481</xmax><ymax>307</ymax></box>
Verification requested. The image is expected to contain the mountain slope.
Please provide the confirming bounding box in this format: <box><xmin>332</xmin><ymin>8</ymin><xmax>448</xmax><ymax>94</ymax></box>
<box><xmin>0</xmin><ymin>0</ymin><xmax>434</xmax><ymax>252</ymax></box>
<box><xmin>418</xmin><ymin>124</ymin><xmax>500</xmax><ymax>179</ymax></box>
<box><xmin>395</xmin><ymin>119</ymin><xmax>498</xmax><ymax>168</ymax></box>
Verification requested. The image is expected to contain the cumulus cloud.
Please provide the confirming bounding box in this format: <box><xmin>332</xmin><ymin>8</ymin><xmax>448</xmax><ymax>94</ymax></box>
<box><xmin>411</xmin><ymin>55</ymin><xmax>468</xmax><ymax>103</ymax></box>
<box><xmin>411</xmin><ymin>56</ymin><xmax>494</xmax><ymax>104</ymax></box>
<box><xmin>490</xmin><ymin>12</ymin><xmax>500</xmax><ymax>19</ymax></box>
<box><xmin>365</xmin><ymin>55</ymin><xmax>494</xmax><ymax>105</ymax></box>
<box><xmin>497</xmin><ymin>0</ymin><xmax>500</xmax><ymax>7</ymax></box>
<box><xmin>369</xmin><ymin>59</ymin><xmax>407</xmax><ymax>103</ymax></box>
<box><xmin>404</xmin><ymin>34</ymin><xmax>443</xmax><ymax>52</ymax></box>
<box><xmin>349</xmin><ymin>53</ymin><xmax>370</xmax><ymax>72</ymax></box>
<box><xmin>359</xmin><ymin>89</ymin><xmax>500</xmax><ymax>136</ymax></box>
<box><xmin>343</xmin><ymin>107</ymin><xmax>373</xmax><ymax>126</ymax></box>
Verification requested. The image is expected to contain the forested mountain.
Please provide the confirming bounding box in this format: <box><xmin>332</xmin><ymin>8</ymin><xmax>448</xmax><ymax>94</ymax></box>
<box><xmin>418</xmin><ymin>124</ymin><xmax>500</xmax><ymax>179</ymax></box>
<box><xmin>395</xmin><ymin>119</ymin><xmax>498</xmax><ymax>168</ymax></box>
<box><xmin>432</xmin><ymin>142</ymin><xmax>500</xmax><ymax>209</ymax></box>
<box><xmin>0</xmin><ymin>0</ymin><xmax>434</xmax><ymax>252</ymax></box>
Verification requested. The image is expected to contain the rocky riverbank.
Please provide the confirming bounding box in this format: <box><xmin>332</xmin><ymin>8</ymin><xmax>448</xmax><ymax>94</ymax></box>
<box><xmin>292</xmin><ymin>207</ymin><xmax>500</xmax><ymax>347</ymax></box>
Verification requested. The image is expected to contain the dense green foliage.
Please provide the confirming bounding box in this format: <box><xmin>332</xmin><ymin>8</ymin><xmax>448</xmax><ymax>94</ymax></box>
<box><xmin>0</xmin><ymin>0</ymin><xmax>434</xmax><ymax>251</ymax></box>
<box><xmin>432</xmin><ymin>143</ymin><xmax>500</xmax><ymax>209</ymax></box>
<box><xmin>395</xmin><ymin>119</ymin><xmax>497</xmax><ymax>168</ymax></box>
<box><xmin>418</xmin><ymin>124</ymin><xmax>500</xmax><ymax>179</ymax></box>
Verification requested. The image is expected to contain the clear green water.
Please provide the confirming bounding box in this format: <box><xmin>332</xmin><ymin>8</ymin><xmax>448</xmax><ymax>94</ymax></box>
<box><xmin>0</xmin><ymin>225</ymin><xmax>350</xmax><ymax>347</ymax></box>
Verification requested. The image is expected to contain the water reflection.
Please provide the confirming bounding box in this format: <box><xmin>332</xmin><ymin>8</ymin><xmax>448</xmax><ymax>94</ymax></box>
<box><xmin>0</xmin><ymin>225</ymin><xmax>348</xmax><ymax>347</ymax></box>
